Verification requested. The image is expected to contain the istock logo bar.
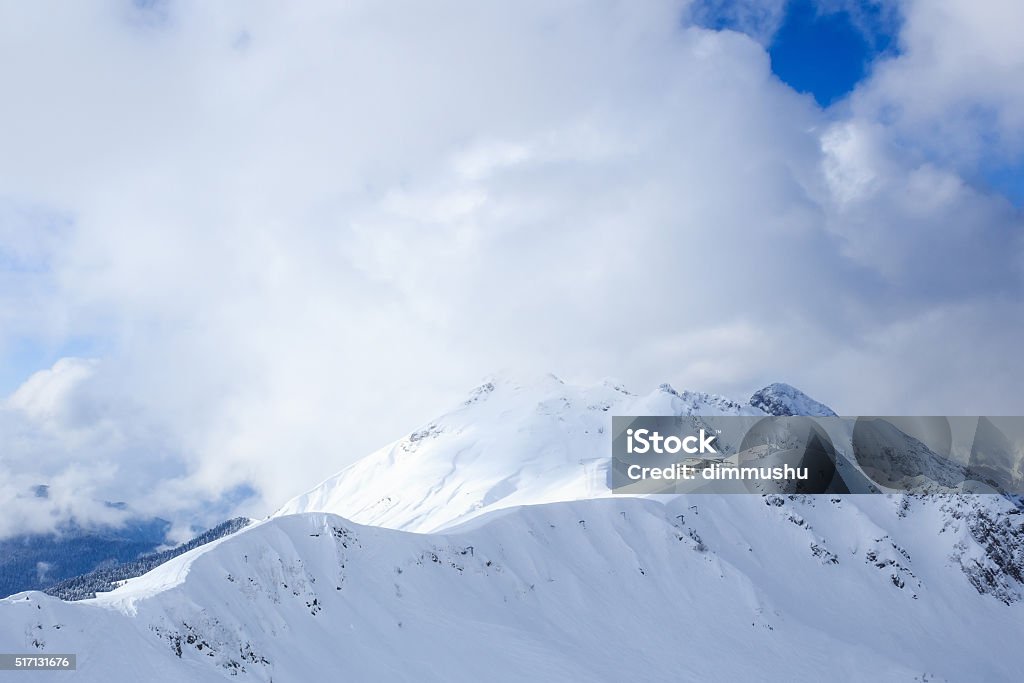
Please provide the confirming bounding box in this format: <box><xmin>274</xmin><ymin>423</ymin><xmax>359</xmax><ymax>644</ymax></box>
<box><xmin>625</xmin><ymin>428</ymin><xmax>718</xmax><ymax>455</ymax></box>
<box><xmin>611</xmin><ymin>415</ymin><xmax>1024</xmax><ymax>496</ymax></box>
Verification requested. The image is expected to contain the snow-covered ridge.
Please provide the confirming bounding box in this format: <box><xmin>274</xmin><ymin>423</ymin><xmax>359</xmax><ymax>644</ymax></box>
<box><xmin>3</xmin><ymin>374</ymin><xmax>1023</xmax><ymax>681</ymax></box>
<box><xmin>275</xmin><ymin>375</ymin><xmax>816</xmax><ymax>532</ymax></box>
<box><xmin>3</xmin><ymin>495</ymin><xmax>1021</xmax><ymax>682</ymax></box>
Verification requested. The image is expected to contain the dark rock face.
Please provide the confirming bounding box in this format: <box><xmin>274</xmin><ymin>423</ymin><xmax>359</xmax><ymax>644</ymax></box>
<box><xmin>941</xmin><ymin>495</ymin><xmax>1024</xmax><ymax>604</ymax></box>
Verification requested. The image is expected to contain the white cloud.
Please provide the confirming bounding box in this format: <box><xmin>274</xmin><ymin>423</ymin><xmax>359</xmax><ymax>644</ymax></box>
<box><xmin>850</xmin><ymin>0</ymin><xmax>1024</xmax><ymax>169</ymax></box>
<box><xmin>0</xmin><ymin>0</ymin><xmax>1021</xmax><ymax>535</ymax></box>
<box><xmin>6</xmin><ymin>357</ymin><xmax>98</xmax><ymax>423</ymax></box>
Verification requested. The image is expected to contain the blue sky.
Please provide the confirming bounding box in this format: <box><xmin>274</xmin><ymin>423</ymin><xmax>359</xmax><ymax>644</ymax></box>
<box><xmin>0</xmin><ymin>336</ymin><xmax>104</xmax><ymax>397</ymax></box>
<box><xmin>694</xmin><ymin>0</ymin><xmax>898</xmax><ymax>105</ymax></box>
<box><xmin>767</xmin><ymin>0</ymin><xmax>897</xmax><ymax>107</ymax></box>
<box><xmin>696</xmin><ymin>0</ymin><xmax>1024</xmax><ymax>205</ymax></box>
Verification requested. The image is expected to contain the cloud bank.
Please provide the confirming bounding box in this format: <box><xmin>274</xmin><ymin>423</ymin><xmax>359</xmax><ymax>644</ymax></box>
<box><xmin>0</xmin><ymin>0</ymin><xmax>1021</xmax><ymax>536</ymax></box>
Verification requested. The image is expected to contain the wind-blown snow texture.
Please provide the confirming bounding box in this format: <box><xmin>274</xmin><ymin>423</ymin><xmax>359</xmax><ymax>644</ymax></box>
<box><xmin>277</xmin><ymin>375</ymin><xmax>767</xmax><ymax>532</ymax></box>
<box><xmin>2</xmin><ymin>375</ymin><xmax>1022</xmax><ymax>682</ymax></box>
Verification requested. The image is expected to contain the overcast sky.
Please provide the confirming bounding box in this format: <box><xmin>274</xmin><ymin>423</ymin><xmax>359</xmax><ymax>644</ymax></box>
<box><xmin>1</xmin><ymin>0</ymin><xmax>1022</xmax><ymax>539</ymax></box>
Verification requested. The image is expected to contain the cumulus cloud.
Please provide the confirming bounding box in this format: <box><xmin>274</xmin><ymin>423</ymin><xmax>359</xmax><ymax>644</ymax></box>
<box><xmin>0</xmin><ymin>0</ymin><xmax>1021</xmax><ymax>536</ymax></box>
<box><xmin>849</xmin><ymin>0</ymin><xmax>1024</xmax><ymax>170</ymax></box>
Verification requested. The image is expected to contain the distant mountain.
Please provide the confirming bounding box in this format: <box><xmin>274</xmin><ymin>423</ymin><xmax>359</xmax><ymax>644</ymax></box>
<box><xmin>0</xmin><ymin>517</ymin><xmax>170</xmax><ymax>598</ymax></box>
<box><xmin>44</xmin><ymin>517</ymin><xmax>251</xmax><ymax>601</ymax></box>
<box><xmin>749</xmin><ymin>382</ymin><xmax>838</xmax><ymax>417</ymax></box>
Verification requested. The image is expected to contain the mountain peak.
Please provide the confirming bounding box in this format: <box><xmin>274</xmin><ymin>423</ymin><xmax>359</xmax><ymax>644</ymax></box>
<box><xmin>749</xmin><ymin>383</ymin><xmax>837</xmax><ymax>417</ymax></box>
<box><xmin>276</xmin><ymin>376</ymin><xmax>790</xmax><ymax>532</ymax></box>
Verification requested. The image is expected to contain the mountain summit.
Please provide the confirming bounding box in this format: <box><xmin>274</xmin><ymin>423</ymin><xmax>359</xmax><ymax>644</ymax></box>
<box><xmin>749</xmin><ymin>382</ymin><xmax>838</xmax><ymax>417</ymax></box>
<box><xmin>275</xmin><ymin>376</ymin><xmax>809</xmax><ymax>532</ymax></box>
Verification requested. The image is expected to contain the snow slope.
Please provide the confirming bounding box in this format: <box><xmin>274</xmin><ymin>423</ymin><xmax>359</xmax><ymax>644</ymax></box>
<box><xmin>275</xmin><ymin>375</ymin><xmax>769</xmax><ymax>532</ymax></box>
<box><xmin>3</xmin><ymin>495</ymin><xmax>1022</xmax><ymax>682</ymax></box>
<box><xmin>3</xmin><ymin>375</ymin><xmax>1022</xmax><ymax>681</ymax></box>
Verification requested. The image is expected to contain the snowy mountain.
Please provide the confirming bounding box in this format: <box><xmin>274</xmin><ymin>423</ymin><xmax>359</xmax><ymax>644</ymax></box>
<box><xmin>275</xmin><ymin>375</ymin><xmax>770</xmax><ymax>532</ymax></box>
<box><xmin>3</xmin><ymin>496</ymin><xmax>1022</xmax><ymax>681</ymax></box>
<box><xmin>749</xmin><ymin>382</ymin><xmax>838</xmax><ymax>417</ymax></box>
<box><xmin>2</xmin><ymin>376</ymin><xmax>1022</xmax><ymax>681</ymax></box>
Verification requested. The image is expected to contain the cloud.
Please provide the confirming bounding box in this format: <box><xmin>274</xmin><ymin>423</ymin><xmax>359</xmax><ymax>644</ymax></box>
<box><xmin>6</xmin><ymin>357</ymin><xmax>99</xmax><ymax>422</ymax></box>
<box><xmin>0</xmin><ymin>0</ymin><xmax>1021</xmax><ymax>535</ymax></box>
<box><xmin>0</xmin><ymin>356</ymin><xmax>258</xmax><ymax>538</ymax></box>
<box><xmin>688</xmin><ymin>0</ymin><xmax>901</xmax><ymax>50</ymax></box>
<box><xmin>688</xmin><ymin>0</ymin><xmax>791</xmax><ymax>44</ymax></box>
<box><xmin>849</xmin><ymin>0</ymin><xmax>1024</xmax><ymax>170</ymax></box>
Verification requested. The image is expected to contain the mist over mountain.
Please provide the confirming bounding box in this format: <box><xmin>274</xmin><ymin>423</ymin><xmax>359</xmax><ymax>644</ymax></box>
<box><xmin>0</xmin><ymin>517</ymin><xmax>170</xmax><ymax>599</ymax></box>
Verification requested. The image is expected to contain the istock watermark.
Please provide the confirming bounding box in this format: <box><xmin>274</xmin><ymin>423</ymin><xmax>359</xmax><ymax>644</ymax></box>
<box><xmin>611</xmin><ymin>415</ymin><xmax>1024</xmax><ymax>495</ymax></box>
<box><xmin>625</xmin><ymin>428</ymin><xmax>718</xmax><ymax>455</ymax></box>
